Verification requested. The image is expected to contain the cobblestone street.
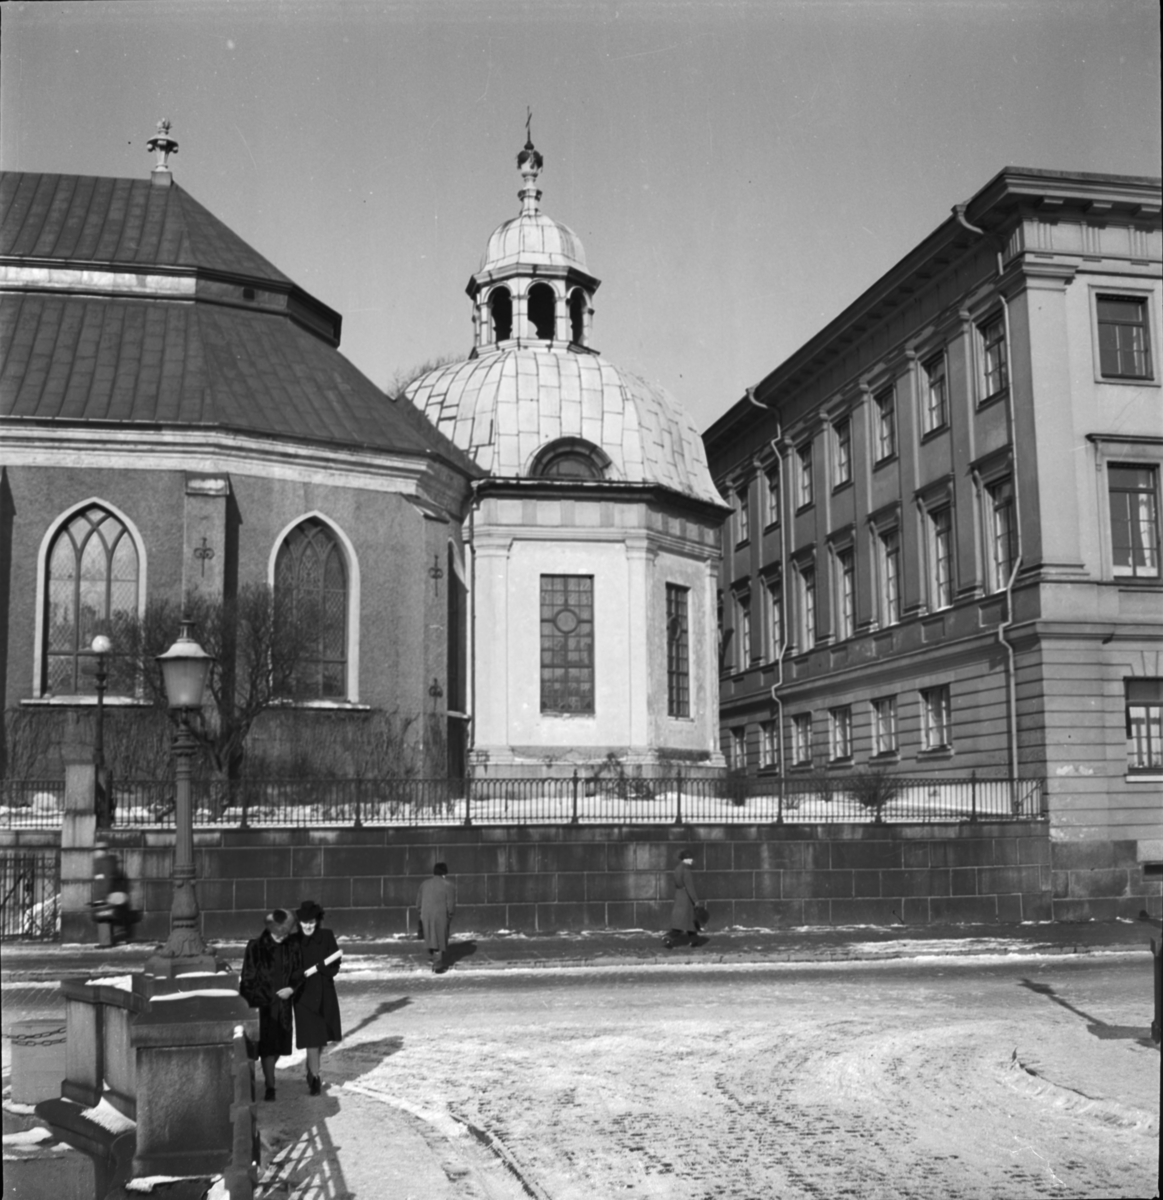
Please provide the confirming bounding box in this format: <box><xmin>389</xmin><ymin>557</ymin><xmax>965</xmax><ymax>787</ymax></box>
<box><xmin>322</xmin><ymin>956</ymin><xmax>1157</xmax><ymax>1199</ymax></box>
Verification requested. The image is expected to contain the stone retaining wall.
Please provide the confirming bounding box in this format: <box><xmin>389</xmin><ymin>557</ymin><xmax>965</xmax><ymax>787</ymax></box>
<box><xmin>75</xmin><ymin>820</ymin><xmax>1158</xmax><ymax>942</ymax></box>
<box><xmin>8</xmin><ymin>798</ymin><xmax>1160</xmax><ymax>943</ymax></box>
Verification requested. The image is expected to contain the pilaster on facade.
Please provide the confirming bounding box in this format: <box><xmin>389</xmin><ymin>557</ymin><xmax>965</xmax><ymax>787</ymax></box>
<box><xmin>182</xmin><ymin>473</ymin><xmax>229</xmax><ymax>603</ymax></box>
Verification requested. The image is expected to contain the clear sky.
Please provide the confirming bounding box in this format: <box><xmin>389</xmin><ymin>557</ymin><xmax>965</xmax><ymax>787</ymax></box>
<box><xmin>3</xmin><ymin>0</ymin><xmax>1160</xmax><ymax>432</ymax></box>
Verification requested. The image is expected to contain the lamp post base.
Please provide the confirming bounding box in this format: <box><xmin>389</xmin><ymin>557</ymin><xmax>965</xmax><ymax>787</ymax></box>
<box><xmin>143</xmin><ymin>927</ymin><xmax>223</xmax><ymax>982</ymax></box>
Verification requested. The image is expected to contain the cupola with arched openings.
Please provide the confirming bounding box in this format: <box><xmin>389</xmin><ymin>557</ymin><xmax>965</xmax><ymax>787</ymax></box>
<box><xmin>466</xmin><ymin>133</ymin><xmax>599</xmax><ymax>351</ymax></box>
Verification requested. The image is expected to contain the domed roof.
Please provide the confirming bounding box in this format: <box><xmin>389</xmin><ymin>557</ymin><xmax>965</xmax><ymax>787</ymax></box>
<box><xmin>480</xmin><ymin>211</ymin><xmax>587</xmax><ymax>275</ymax></box>
<box><xmin>405</xmin><ymin>347</ymin><xmax>723</xmax><ymax>507</ymax></box>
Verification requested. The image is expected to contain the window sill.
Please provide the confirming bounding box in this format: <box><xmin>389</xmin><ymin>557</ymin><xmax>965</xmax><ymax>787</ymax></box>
<box><xmin>827</xmin><ymin>758</ymin><xmax>854</xmax><ymax>770</ymax></box>
<box><xmin>23</xmin><ymin>696</ymin><xmax>150</xmax><ymax>707</ymax></box>
<box><xmin>920</xmin><ymin>425</ymin><xmax>949</xmax><ymax>444</ymax></box>
<box><xmin>918</xmin><ymin>747</ymin><xmax>954</xmax><ymax>760</ymax></box>
<box><xmin>795</xmin><ymin>503</ymin><xmax>814</xmax><ymax>515</ymax></box>
<box><xmin>872</xmin><ymin>453</ymin><xmax>898</xmax><ymax>471</ymax></box>
<box><xmin>976</xmin><ymin>387</ymin><xmax>1009</xmax><ymax>411</ymax></box>
<box><xmin>1125</xmin><ymin>773</ymin><xmax>1163</xmax><ymax>783</ymax></box>
<box><xmin>1096</xmin><ymin>373</ymin><xmax>1159</xmax><ymax>388</ymax></box>
<box><xmin>870</xmin><ymin>752</ymin><xmax>901</xmax><ymax>764</ymax></box>
<box><xmin>831</xmin><ymin>480</ymin><xmax>853</xmax><ymax>496</ymax></box>
<box><xmin>268</xmin><ymin>700</ymin><xmax>372</xmax><ymax>711</ymax></box>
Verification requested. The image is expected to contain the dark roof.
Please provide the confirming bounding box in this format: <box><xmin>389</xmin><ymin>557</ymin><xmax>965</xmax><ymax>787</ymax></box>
<box><xmin>0</xmin><ymin>172</ymin><xmax>478</xmax><ymax>470</ymax></box>
<box><xmin>1</xmin><ymin>172</ymin><xmax>292</xmax><ymax>283</ymax></box>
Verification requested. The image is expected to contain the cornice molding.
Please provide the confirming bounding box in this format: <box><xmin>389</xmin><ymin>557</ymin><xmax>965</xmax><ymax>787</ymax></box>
<box><xmin>0</xmin><ymin>422</ymin><xmax>465</xmax><ymax>500</ymax></box>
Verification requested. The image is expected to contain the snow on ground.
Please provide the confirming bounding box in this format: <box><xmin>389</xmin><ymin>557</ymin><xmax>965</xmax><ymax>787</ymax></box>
<box><xmin>310</xmin><ymin>965</ymin><xmax>1157</xmax><ymax>1200</ymax></box>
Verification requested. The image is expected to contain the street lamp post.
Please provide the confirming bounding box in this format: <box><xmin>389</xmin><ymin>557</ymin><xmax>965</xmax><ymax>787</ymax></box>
<box><xmin>91</xmin><ymin>633</ymin><xmax>112</xmax><ymax>827</ymax></box>
<box><xmin>144</xmin><ymin>617</ymin><xmax>220</xmax><ymax>978</ymax></box>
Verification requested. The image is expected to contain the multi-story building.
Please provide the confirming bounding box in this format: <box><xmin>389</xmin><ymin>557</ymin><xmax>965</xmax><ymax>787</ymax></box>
<box><xmin>704</xmin><ymin>167</ymin><xmax>1162</xmax><ymax>870</ymax></box>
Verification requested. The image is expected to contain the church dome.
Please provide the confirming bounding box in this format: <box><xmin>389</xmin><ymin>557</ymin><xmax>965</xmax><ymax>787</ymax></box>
<box><xmin>405</xmin><ymin>346</ymin><xmax>723</xmax><ymax>506</ymax></box>
<box><xmin>480</xmin><ymin>211</ymin><xmax>587</xmax><ymax>275</ymax></box>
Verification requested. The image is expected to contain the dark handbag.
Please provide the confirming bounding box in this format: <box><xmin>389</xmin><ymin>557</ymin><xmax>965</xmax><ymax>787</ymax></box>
<box><xmin>694</xmin><ymin>903</ymin><xmax>710</xmax><ymax>927</ymax></box>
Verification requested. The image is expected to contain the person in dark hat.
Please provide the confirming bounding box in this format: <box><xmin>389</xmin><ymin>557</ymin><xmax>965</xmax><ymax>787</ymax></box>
<box><xmin>292</xmin><ymin>900</ymin><xmax>343</xmax><ymax>1095</ymax></box>
<box><xmin>239</xmin><ymin>909</ymin><xmax>303</xmax><ymax>1101</ymax></box>
<box><xmin>92</xmin><ymin>842</ymin><xmax>134</xmax><ymax>946</ymax></box>
<box><xmin>416</xmin><ymin>862</ymin><xmax>457</xmax><ymax>973</ymax></box>
<box><xmin>663</xmin><ymin>850</ymin><xmax>702</xmax><ymax>949</ymax></box>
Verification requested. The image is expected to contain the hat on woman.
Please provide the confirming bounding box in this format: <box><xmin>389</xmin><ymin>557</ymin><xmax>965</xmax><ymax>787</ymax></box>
<box><xmin>295</xmin><ymin>899</ymin><xmax>325</xmax><ymax>922</ymax></box>
<box><xmin>266</xmin><ymin>908</ymin><xmax>296</xmax><ymax>939</ymax></box>
<box><xmin>678</xmin><ymin>850</ymin><xmax>694</xmax><ymax>863</ymax></box>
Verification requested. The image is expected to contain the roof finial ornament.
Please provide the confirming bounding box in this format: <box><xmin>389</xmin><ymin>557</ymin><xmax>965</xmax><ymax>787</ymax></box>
<box><xmin>147</xmin><ymin>118</ymin><xmax>179</xmax><ymax>188</ymax></box>
<box><xmin>516</xmin><ymin>107</ymin><xmax>543</xmax><ymax>215</ymax></box>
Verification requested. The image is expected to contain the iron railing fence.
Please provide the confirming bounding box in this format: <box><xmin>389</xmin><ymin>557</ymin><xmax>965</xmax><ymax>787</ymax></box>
<box><xmin>0</xmin><ymin>851</ymin><xmax>61</xmax><ymax>940</ymax></box>
<box><xmin>36</xmin><ymin>772</ymin><xmax>1049</xmax><ymax>829</ymax></box>
<box><xmin>0</xmin><ymin>780</ymin><xmax>67</xmax><ymax>829</ymax></box>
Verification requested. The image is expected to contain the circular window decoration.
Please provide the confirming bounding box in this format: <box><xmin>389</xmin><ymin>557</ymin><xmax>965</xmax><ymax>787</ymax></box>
<box><xmin>554</xmin><ymin>608</ymin><xmax>581</xmax><ymax>634</ymax></box>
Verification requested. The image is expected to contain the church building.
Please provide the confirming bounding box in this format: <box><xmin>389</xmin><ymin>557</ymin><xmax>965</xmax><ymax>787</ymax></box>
<box><xmin>407</xmin><ymin>136</ymin><xmax>729</xmax><ymax>776</ymax></box>
<box><xmin>0</xmin><ymin>123</ymin><xmax>480</xmax><ymax>776</ymax></box>
<box><xmin>1</xmin><ymin>123</ymin><xmax>727</xmax><ymax>782</ymax></box>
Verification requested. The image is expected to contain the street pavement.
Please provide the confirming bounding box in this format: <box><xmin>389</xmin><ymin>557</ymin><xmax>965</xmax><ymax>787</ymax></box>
<box><xmin>3</xmin><ymin>920</ymin><xmax>1160</xmax><ymax>1199</ymax></box>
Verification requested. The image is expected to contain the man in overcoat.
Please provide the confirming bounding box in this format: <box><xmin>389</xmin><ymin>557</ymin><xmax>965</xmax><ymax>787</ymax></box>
<box><xmin>664</xmin><ymin>850</ymin><xmax>702</xmax><ymax>948</ymax></box>
<box><xmin>417</xmin><ymin>862</ymin><xmax>456</xmax><ymax>973</ymax></box>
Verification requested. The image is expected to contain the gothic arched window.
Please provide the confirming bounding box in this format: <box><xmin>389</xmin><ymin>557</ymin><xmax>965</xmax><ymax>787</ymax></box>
<box><xmin>44</xmin><ymin>506</ymin><xmax>139</xmax><ymax>695</ymax></box>
<box><xmin>275</xmin><ymin>518</ymin><xmax>348</xmax><ymax>700</ymax></box>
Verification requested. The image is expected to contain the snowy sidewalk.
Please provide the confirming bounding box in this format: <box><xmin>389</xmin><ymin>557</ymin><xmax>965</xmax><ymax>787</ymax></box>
<box><xmin>2</xmin><ymin>917</ymin><xmax>1158</xmax><ymax>987</ymax></box>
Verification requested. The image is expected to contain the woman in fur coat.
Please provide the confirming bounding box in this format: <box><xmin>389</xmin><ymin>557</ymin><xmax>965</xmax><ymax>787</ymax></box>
<box><xmin>239</xmin><ymin>908</ymin><xmax>303</xmax><ymax>1100</ymax></box>
<box><xmin>292</xmin><ymin>899</ymin><xmax>343</xmax><ymax>1095</ymax></box>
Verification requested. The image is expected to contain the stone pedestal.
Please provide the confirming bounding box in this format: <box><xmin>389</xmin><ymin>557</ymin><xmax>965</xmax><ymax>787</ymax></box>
<box><xmin>129</xmin><ymin>984</ymin><xmax>257</xmax><ymax>1179</ymax></box>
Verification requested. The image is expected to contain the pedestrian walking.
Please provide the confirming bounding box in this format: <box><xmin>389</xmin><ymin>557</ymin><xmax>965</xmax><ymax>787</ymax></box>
<box><xmin>293</xmin><ymin>899</ymin><xmax>343</xmax><ymax>1095</ymax></box>
<box><xmin>91</xmin><ymin>843</ymin><xmax>134</xmax><ymax>945</ymax></box>
<box><xmin>663</xmin><ymin>849</ymin><xmax>703</xmax><ymax>949</ymax></box>
<box><xmin>417</xmin><ymin>862</ymin><xmax>457</xmax><ymax>973</ymax></box>
<box><xmin>239</xmin><ymin>908</ymin><xmax>302</xmax><ymax>1101</ymax></box>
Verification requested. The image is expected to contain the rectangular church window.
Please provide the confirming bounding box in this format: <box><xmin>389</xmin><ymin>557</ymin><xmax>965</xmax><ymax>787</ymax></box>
<box><xmin>541</xmin><ymin>574</ymin><xmax>595</xmax><ymax>714</ymax></box>
<box><xmin>666</xmin><ymin>583</ymin><xmax>690</xmax><ymax>718</ymax></box>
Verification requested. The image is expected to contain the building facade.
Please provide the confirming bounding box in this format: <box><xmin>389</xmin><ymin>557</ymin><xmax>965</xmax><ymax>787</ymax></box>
<box><xmin>407</xmin><ymin>138</ymin><xmax>728</xmax><ymax>775</ymax></box>
<box><xmin>1</xmin><ymin>128</ymin><xmax>479</xmax><ymax>776</ymax></box>
<box><xmin>704</xmin><ymin>167</ymin><xmax>1162</xmax><ymax>861</ymax></box>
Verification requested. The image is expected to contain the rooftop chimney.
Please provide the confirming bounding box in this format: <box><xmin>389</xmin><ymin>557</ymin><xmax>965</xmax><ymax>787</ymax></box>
<box><xmin>147</xmin><ymin>118</ymin><xmax>179</xmax><ymax>187</ymax></box>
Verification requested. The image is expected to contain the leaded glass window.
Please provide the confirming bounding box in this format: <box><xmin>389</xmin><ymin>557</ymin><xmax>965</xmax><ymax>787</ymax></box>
<box><xmin>275</xmin><ymin>519</ymin><xmax>348</xmax><ymax>699</ymax></box>
<box><xmin>44</xmin><ymin>506</ymin><xmax>138</xmax><ymax>695</ymax></box>
<box><xmin>666</xmin><ymin>584</ymin><xmax>690</xmax><ymax>718</ymax></box>
<box><xmin>540</xmin><ymin>574</ymin><xmax>594</xmax><ymax>714</ymax></box>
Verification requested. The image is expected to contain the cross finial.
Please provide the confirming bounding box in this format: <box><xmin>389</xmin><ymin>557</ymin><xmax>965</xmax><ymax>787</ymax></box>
<box><xmin>516</xmin><ymin>107</ymin><xmax>544</xmax><ymax>213</ymax></box>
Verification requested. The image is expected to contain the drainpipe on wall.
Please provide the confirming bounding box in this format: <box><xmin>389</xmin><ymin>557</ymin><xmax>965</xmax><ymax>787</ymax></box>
<box><xmin>768</xmin><ymin>427</ymin><xmax>789</xmax><ymax>814</ymax></box>
<box><xmin>955</xmin><ymin>205</ymin><xmax>1024</xmax><ymax>804</ymax></box>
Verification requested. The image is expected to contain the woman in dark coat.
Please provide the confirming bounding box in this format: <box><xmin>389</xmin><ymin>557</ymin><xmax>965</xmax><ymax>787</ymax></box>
<box><xmin>292</xmin><ymin>899</ymin><xmax>343</xmax><ymax>1095</ymax></box>
<box><xmin>239</xmin><ymin>909</ymin><xmax>302</xmax><ymax>1100</ymax></box>
<box><xmin>663</xmin><ymin>850</ymin><xmax>702</xmax><ymax>948</ymax></box>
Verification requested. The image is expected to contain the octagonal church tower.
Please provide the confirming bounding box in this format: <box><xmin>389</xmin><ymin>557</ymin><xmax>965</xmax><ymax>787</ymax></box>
<box><xmin>407</xmin><ymin>136</ymin><xmax>728</xmax><ymax>776</ymax></box>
